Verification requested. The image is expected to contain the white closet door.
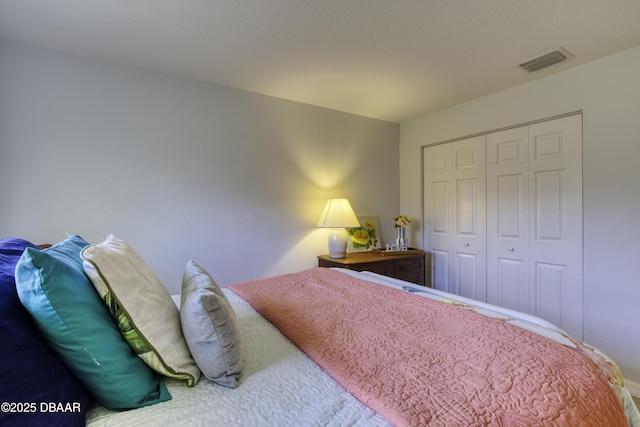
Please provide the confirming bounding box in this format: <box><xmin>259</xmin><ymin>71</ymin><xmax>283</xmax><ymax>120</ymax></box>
<box><xmin>423</xmin><ymin>143</ymin><xmax>453</xmax><ymax>293</ymax></box>
<box><xmin>452</xmin><ymin>137</ymin><xmax>487</xmax><ymax>301</ymax></box>
<box><xmin>486</xmin><ymin>126</ymin><xmax>530</xmax><ymax>312</ymax></box>
<box><xmin>486</xmin><ymin>115</ymin><xmax>583</xmax><ymax>338</ymax></box>
<box><xmin>528</xmin><ymin>115</ymin><xmax>583</xmax><ymax>338</ymax></box>
<box><xmin>423</xmin><ymin>137</ymin><xmax>486</xmax><ymax>300</ymax></box>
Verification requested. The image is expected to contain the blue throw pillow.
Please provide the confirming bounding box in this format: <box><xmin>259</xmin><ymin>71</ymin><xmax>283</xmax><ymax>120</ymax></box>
<box><xmin>15</xmin><ymin>235</ymin><xmax>171</xmax><ymax>410</ymax></box>
<box><xmin>0</xmin><ymin>238</ymin><xmax>91</xmax><ymax>427</ymax></box>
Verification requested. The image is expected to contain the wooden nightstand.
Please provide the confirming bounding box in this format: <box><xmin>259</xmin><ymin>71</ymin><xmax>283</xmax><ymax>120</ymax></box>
<box><xmin>318</xmin><ymin>250</ymin><xmax>426</xmax><ymax>286</ymax></box>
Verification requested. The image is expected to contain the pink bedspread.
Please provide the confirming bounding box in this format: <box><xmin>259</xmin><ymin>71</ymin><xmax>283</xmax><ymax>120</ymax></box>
<box><xmin>229</xmin><ymin>268</ymin><xmax>627</xmax><ymax>427</ymax></box>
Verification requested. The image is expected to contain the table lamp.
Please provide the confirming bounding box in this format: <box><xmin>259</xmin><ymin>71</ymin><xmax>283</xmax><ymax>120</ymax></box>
<box><xmin>317</xmin><ymin>198</ymin><xmax>361</xmax><ymax>258</ymax></box>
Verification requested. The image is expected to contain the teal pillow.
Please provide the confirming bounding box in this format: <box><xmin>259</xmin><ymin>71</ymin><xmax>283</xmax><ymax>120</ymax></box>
<box><xmin>15</xmin><ymin>235</ymin><xmax>170</xmax><ymax>410</ymax></box>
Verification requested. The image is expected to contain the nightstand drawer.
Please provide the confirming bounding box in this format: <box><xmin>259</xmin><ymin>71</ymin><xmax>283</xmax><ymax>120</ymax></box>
<box><xmin>395</xmin><ymin>258</ymin><xmax>423</xmax><ymax>276</ymax></box>
<box><xmin>355</xmin><ymin>261</ymin><xmax>395</xmax><ymax>277</ymax></box>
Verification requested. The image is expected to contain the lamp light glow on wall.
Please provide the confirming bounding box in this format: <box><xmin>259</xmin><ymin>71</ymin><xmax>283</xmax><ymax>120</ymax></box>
<box><xmin>317</xmin><ymin>198</ymin><xmax>360</xmax><ymax>258</ymax></box>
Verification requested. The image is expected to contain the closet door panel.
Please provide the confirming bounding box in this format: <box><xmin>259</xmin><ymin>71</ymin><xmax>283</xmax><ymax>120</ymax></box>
<box><xmin>456</xmin><ymin>179</ymin><xmax>477</xmax><ymax>234</ymax></box>
<box><xmin>431</xmin><ymin>181</ymin><xmax>449</xmax><ymax>233</ymax></box>
<box><xmin>429</xmin><ymin>181</ymin><xmax>453</xmax><ymax>293</ymax></box>
<box><xmin>423</xmin><ymin>144</ymin><xmax>453</xmax><ymax>292</ymax></box>
<box><xmin>431</xmin><ymin>249</ymin><xmax>451</xmax><ymax>293</ymax></box>
<box><xmin>457</xmin><ymin>253</ymin><xmax>479</xmax><ymax>300</ymax></box>
<box><xmin>497</xmin><ymin>174</ymin><xmax>525</xmax><ymax>238</ymax></box>
<box><xmin>452</xmin><ymin>137</ymin><xmax>486</xmax><ymax>301</ymax></box>
<box><xmin>423</xmin><ymin>137</ymin><xmax>486</xmax><ymax>299</ymax></box>
<box><xmin>535</xmin><ymin>170</ymin><xmax>563</xmax><ymax>240</ymax></box>
<box><xmin>529</xmin><ymin>115</ymin><xmax>583</xmax><ymax>338</ymax></box>
<box><xmin>486</xmin><ymin>126</ymin><xmax>529</xmax><ymax>308</ymax></box>
<box><xmin>496</xmin><ymin>258</ymin><xmax>527</xmax><ymax>312</ymax></box>
<box><xmin>534</xmin><ymin>262</ymin><xmax>566</xmax><ymax>328</ymax></box>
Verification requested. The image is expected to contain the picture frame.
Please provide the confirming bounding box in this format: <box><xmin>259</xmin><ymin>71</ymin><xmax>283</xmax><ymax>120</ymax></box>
<box><xmin>347</xmin><ymin>216</ymin><xmax>380</xmax><ymax>253</ymax></box>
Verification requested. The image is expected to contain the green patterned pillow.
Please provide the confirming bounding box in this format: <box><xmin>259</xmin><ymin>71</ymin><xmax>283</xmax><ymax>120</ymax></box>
<box><xmin>81</xmin><ymin>235</ymin><xmax>200</xmax><ymax>385</ymax></box>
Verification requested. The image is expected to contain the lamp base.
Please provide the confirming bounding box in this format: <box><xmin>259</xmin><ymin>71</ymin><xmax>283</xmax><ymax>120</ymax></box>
<box><xmin>327</xmin><ymin>228</ymin><xmax>348</xmax><ymax>258</ymax></box>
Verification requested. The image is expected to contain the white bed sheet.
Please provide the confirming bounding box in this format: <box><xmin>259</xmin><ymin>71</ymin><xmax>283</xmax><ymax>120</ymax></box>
<box><xmin>86</xmin><ymin>283</ymin><xmax>391</xmax><ymax>427</ymax></box>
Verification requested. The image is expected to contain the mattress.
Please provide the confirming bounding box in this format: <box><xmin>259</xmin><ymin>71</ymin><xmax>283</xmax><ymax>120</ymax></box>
<box><xmin>86</xmin><ymin>282</ymin><xmax>391</xmax><ymax>426</ymax></box>
<box><xmin>86</xmin><ymin>268</ymin><xmax>640</xmax><ymax>427</ymax></box>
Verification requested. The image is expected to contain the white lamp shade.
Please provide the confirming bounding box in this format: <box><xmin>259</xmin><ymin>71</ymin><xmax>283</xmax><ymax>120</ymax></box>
<box><xmin>317</xmin><ymin>199</ymin><xmax>360</xmax><ymax>258</ymax></box>
<box><xmin>317</xmin><ymin>199</ymin><xmax>360</xmax><ymax>228</ymax></box>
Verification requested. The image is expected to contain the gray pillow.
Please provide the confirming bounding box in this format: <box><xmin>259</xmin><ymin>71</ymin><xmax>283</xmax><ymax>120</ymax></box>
<box><xmin>180</xmin><ymin>260</ymin><xmax>242</xmax><ymax>388</ymax></box>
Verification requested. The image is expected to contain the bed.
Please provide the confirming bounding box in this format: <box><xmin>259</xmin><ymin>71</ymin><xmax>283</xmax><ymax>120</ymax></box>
<box><xmin>1</xmin><ymin>235</ymin><xmax>639</xmax><ymax>426</ymax></box>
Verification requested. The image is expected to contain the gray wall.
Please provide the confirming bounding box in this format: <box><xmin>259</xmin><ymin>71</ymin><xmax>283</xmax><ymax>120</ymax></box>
<box><xmin>400</xmin><ymin>45</ymin><xmax>640</xmax><ymax>388</ymax></box>
<box><xmin>0</xmin><ymin>39</ymin><xmax>400</xmax><ymax>291</ymax></box>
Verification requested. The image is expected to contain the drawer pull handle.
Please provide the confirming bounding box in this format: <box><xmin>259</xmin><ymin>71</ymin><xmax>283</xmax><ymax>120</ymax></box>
<box><xmin>508</xmin><ymin>246</ymin><xmax>514</xmax><ymax>252</ymax></box>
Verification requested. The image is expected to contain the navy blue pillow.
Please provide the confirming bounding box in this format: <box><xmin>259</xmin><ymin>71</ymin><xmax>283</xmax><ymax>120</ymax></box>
<box><xmin>0</xmin><ymin>238</ymin><xmax>92</xmax><ymax>427</ymax></box>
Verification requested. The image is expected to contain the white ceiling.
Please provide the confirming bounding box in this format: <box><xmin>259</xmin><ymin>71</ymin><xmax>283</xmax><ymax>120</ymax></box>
<box><xmin>1</xmin><ymin>0</ymin><xmax>640</xmax><ymax>123</ymax></box>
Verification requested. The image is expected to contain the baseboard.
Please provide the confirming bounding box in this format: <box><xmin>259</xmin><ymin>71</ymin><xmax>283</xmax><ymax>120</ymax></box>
<box><xmin>626</xmin><ymin>378</ymin><xmax>640</xmax><ymax>398</ymax></box>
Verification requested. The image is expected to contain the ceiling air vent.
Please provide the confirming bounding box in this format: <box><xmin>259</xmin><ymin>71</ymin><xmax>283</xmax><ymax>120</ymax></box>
<box><xmin>518</xmin><ymin>48</ymin><xmax>573</xmax><ymax>72</ymax></box>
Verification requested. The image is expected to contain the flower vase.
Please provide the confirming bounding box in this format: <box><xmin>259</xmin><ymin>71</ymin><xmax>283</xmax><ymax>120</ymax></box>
<box><xmin>395</xmin><ymin>226</ymin><xmax>408</xmax><ymax>250</ymax></box>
